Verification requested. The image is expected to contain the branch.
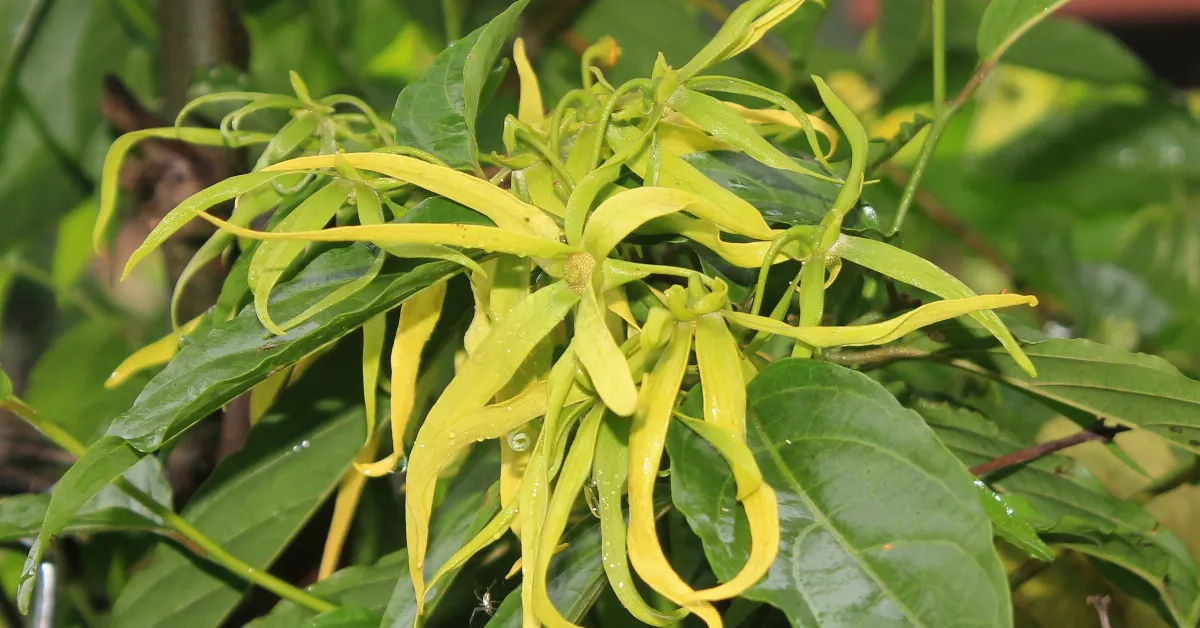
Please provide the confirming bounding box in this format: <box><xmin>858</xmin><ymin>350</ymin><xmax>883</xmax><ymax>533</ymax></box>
<box><xmin>3</xmin><ymin>399</ymin><xmax>336</xmax><ymax>615</ymax></box>
<box><xmin>825</xmin><ymin>346</ymin><xmax>932</xmax><ymax>366</ymax></box>
<box><xmin>1128</xmin><ymin>457</ymin><xmax>1200</xmax><ymax>505</ymax></box>
<box><xmin>971</xmin><ymin>422</ymin><xmax>1129</xmax><ymax>477</ymax></box>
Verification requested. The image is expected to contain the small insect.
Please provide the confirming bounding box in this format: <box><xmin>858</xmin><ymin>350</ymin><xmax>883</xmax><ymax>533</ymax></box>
<box><xmin>255</xmin><ymin>343</ymin><xmax>278</xmax><ymax>354</ymax></box>
<box><xmin>471</xmin><ymin>584</ymin><xmax>499</xmax><ymax>625</ymax></box>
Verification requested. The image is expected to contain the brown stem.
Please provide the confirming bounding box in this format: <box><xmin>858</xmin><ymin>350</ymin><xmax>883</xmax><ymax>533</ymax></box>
<box><xmin>1087</xmin><ymin>595</ymin><xmax>1112</xmax><ymax>628</ymax></box>
<box><xmin>971</xmin><ymin>423</ymin><xmax>1128</xmax><ymax>477</ymax></box>
<box><xmin>1128</xmin><ymin>457</ymin><xmax>1200</xmax><ymax>504</ymax></box>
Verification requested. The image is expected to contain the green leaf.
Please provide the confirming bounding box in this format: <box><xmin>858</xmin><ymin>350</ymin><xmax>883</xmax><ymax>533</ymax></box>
<box><xmin>107</xmin><ymin>385</ymin><xmax>367</xmax><ymax>628</ymax></box>
<box><xmin>972</xmin><ymin>480</ymin><xmax>1053</xmax><ymax>561</ymax></box>
<box><xmin>1002</xmin><ymin>18</ymin><xmax>1150</xmax><ymax>85</ymax></box>
<box><xmin>0</xmin><ymin>455</ymin><xmax>170</xmax><ymax>542</ymax></box>
<box><xmin>107</xmin><ymin>247</ymin><xmax>460</xmax><ymax>452</ymax></box>
<box><xmin>389</xmin><ymin>0</ymin><xmax>530</xmax><ymax>172</ymax></box>
<box><xmin>380</xmin><ymin>442</ymin><xmax>501</xmax><ymax>628</ymax></box>
<box><xmin>51</xmin><ymin>198</ymin><xmax>96</xmax><ymax>291</ymax></box>
<box><xmin>683</xmin><ymin>151</ymin><xmax>837</xmax><ymax>226</ymax></box>
<box><xmin>17</xmin><ymin>435</ymin><xmax>145</xmax><ymax>611</ymax></box>
<box><xmin>953</xmin><ymin>338</ymin><xmax>1200</xmax><ymax>453</ymax></box>
<box><xmin>917</xmin><ymin>400</ymin><xmax>1200</xmax><ymax>626</ymax></box>
<box><xmin>484</xmin><ymin>519</ymin><xmax>605</xmax><ymax>627</ymax></box>
<box><xmin>875</xmin><ymin>0</ymin><xmax>926</xmax><ymax>88</ymax></box>
<box><xmin>23</xmin><ymin>318</ymin><xmax>153</xmax><ymax>445</ymax></box>
<box><xmin>667</xmin><ymin>359</ymin><xmax>1011</xmax><ymax>627</ymax></box>
<box><xmin>308</xmin><ymin>607</ymin><xmax>379</xmax><ymax>628</ymax></box>
<box><xmin>246</xmin><ymin>552</ymin><xmax>407</xmax><ymax>628</ymax></box>
<box><xmin>976</xmin><ymin>0</ymin><xmax>1070</xmax><ymax>62</ymax></box>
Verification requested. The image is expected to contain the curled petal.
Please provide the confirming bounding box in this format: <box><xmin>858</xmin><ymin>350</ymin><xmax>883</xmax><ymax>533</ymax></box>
<box><xmin>725</xmin><ymin>293</ymin><xmax>1039</xmax><ymax>349</ymax></box>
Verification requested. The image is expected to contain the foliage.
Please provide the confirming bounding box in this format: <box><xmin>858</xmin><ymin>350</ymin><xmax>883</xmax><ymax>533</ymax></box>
<box><xmin>3</xmin><ymin>1</ymin><xmax>1200</xmax><ymax>627</ymax></box>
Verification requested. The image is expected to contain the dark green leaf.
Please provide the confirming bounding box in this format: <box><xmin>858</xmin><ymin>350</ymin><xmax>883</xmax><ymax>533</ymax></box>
<box><xmin>0</xmin><ymin>455</ymin><xmax>170</xmax><ymax>542</ymax></box>
<box><xmin>917</xmin><ymin>400</ymin><xmax>1200</xmax><ymax>626</ymax></box>
<box><xmin>682</xmin><ymin>151</ymin><xmax>837</xmax><ymax>226</ymax></box>
<box><xmin>484</xmin><ymin>519</ymin><xmax>604</xmax><ymax>627</ymax></box>
<box><xmin>668</xmin><ymin>359</ymin><xmax>1011</xmax><ymax>627</ymax></box>
<box><xmin>17</xmin><ymin>435</ymin><xmax>145</xmax><ymax>610</ymax></box>
<box><xmin>24</xmin><ymin>318</ymin><xmax>153</xmax><ymax>445</ymax></box>
<box><xmin>389</xmin><ymin>0</ymin><xmax>530</xmax><ymax>171</ymax></box>
<box><xmin>953</xmin><ymin>338</ymin><xmax>1200</xmax><ymax>453</ymax></box>
<box><xmin>107</xmin><ymin>247</ymin><xmax>460</xmax><ymax>452</ymax></box>
<box><xmin>246</xmin><ymin>551</ymin><xmax>407</xmax><ymax>628</ymax></box>
<box><xmin>107</xmin><ymin>386</ymin><xmax>367</xmax><ymax>628</ymax></box>
<box><xmin>308</xmin><ymin>607</ymin><xmax>379</xmax><ymax>628</ymax></box>
<box><xmin>397</xmin><ymin>196</ymin><xmax>494</xmax><ymax>226</ymax></box>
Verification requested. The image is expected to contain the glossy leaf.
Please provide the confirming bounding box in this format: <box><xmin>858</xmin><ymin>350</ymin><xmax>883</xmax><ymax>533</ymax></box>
<box><xmin>683</xmin><ymin>151</ymin><xmax>838</xmax><ymax>227</ymax></box>
<box><xmin>106</xmin><ymin>314</ymin><xmax>206</xmax><ymax>389</ymax></box>
<box><xmin>667</xmin><ymin>359</ymin><xmax>1011</xmax><ymax>627</ymax></box>
<box><xmin>389</xmin><ymin>0</ymin><xmax>530</xmax><ymax>171</ymax></box>
<box><xmin>952</xmin><ymin>338</ymin><xmax>1200</xmax><ymax>454</ymax></box>
<box><xmin>972</xmin><ymin>480</ymin><xmax>1053</xmax><ymax>561</ymax></box>
<box><xmin>917</xmin><ymin>400</ymin><xmax>1200</xmax><ymax>626</ymax></box>
<box><xmin>107</xmin><ymin>247</ymin><xmax>461</xmax><ymax>452</ymax></box>
<box><xmin>108</xmin><ymin>388</ymin><xmax>367</xmax><ymax>628</ymax></box>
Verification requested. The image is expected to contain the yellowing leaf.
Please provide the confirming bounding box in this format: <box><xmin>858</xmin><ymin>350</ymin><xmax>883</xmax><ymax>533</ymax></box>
<box><xmin>95</xmin><ymin>127</ymin><xmax>272</xmax><ymax>251</ymax></box>
<box><xmin>595</xmin><ymin>418</ymin><xmax>688</xmax><ymax>626</ymax></box>
<box><xmin>583</xmin><ymin>187</ymin><xmax>757</xmax><ymax>260</ymax></box>
<box><xmin>575</xmin><ymin>282</ymin><xmax>638</xmax><ymax>416</ymax></box>
<box><xmin>513</xmin><ymin>38</ymin><xmax>546</xmax><ymax>128</ymax></box>
<box><xmin>357</xmin><ymin>282</ymin><xmax>447</xmax><ymax>477</ymax></box>
<box><xmin>264</xmin><ymin>153</ymin><xmax>562</xmax><ymax>240</ymax></box>
<box><xmin>360</xmin><ymin>314</ymin><xmax>387</xmax><ymax>441</ymax></box>
<box><xmin>626</xmin><ymin>321</ymin><xmax>722</xmax><ymax>627</ymax></box>
<box><xmin>249</xmin><ymin>180</ymin><xmax>352</xmax><ymax>334</ymax></box>
<box><xmin>725</xmin><ymin>293</ymin><xmax>1038</xmax><ymax>348</ymax></box>
<box><xmin>195</xmin><ymin>211</ymin><xmax>576</xmax><ymax>261</ymax></box>
<box><xmin>105</xmin><ymin>314</ymin><xmax>205</xmax><ymax>389</ymax></box>
<box><xmin>406</xmin><ymin>282</ymin><xmax>580</xmax><ymax>614</ymax></box>
<box><xmin>532</xmin><ymin>404</ymin><xmax>605</xmax><ymax>628</ymax></box>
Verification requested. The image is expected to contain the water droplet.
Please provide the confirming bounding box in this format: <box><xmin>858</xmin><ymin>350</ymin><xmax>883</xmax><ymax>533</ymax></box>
<box><xmin>292</xmin><ymin>445</ymin><xmax>301</xmax><ymax>453</ymax></box>
<box><xmin>301</xmin><ymin>440</ymin><xmax>311</xmax><ymax>448</ymax></box>
<box><xmin>784</xmin><ymin>439</ymin><xmax>793</xmax><ymax>445</ymax></box>
<box><xmin>507</xmin><ymin>431</ymin><xmax>531</xmax><ymax>452</ymax></box>
<box><xmin>447</xmin><ymin>430</ymin><xmax>457</xmax><ymax>446</ymax></box>
<box><xmin>617</xmin><ymin>582</ymin><xmax>625</xmax><ymax>589</ymax></box>
<box><xmin>399</xmin><ymin>458</ymin><xmax>409</xmax><ymax>473</ymax></box>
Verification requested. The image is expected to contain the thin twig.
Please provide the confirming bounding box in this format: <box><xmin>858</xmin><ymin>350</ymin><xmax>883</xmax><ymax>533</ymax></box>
<box><xmin>1087</xmin><ymin>595</ymin><xmax>1112</xmax><ymax>628</ymax></box>
<box><xmin>4</xmin><ymin>400</ymin><xmax>337</xmax><ymax>615</ymax></box>
<box><xmin>1128</xmin><ymin>457</ymin><xmax>1200</xmax><ymax>505</ymax></box>
<box><xmin>971</xmin><ymin>423</ymin><xmax>1128</xmax><ymax>477</ymax></box>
